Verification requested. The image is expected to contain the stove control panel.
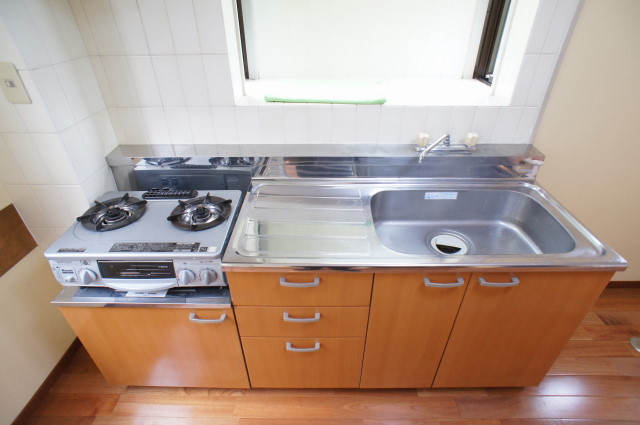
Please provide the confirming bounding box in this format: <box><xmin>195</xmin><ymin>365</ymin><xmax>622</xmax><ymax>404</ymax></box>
<box><xmin>49</xmin><ymin>259</ymin><xmax>226</xmax><ymax>289</ymax></box>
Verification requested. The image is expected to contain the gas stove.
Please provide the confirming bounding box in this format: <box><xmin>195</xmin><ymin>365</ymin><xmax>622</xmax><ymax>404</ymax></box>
<box><xmin>45</xmin><ymin>190</ymin><xmax>241</xmax><ymax>292</ymax></box>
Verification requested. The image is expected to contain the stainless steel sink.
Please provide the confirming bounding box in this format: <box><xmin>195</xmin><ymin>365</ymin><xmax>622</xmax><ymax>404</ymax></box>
<box><xmin>371</xmin><ymin>189</ymin><xmax>576</xmax><ymax>256</ymax></box>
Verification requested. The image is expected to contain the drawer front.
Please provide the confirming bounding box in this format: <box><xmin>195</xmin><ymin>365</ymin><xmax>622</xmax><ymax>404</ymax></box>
<box><xmin>235</xmin><ymin>306</ymin><xmax>369</xmax><ymax>337</ymax></box>
<box><xmin>242</xmin><ymin>337</ymin><xmax>365</xmax><ymax>388</ymax></box>
<box><xmin>227</xmin><ymin>272</ymin><xmax>373</xmax><ymax>306</ymax></box>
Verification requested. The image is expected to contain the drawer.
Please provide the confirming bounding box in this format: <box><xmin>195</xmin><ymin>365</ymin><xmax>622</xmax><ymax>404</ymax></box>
<box><xmin>234</xmin><ymin>306</ymin><xmax>369</xmax><ymax>337</ymax></box>
<box><xmin>241</xmin><ymin>337</ymin><xmax>365</xmax><ymax>388</ymax></box>
<box><xmin>227</xmin><ymin>272</ymin><xmax>373</xmax><ymax>306</ymax></box>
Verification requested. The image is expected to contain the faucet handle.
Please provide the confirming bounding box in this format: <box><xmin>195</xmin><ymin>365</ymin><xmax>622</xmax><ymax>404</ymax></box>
<box><xmin>416</xmin><ymin>132</ymin><xmax>430</xmax><ymax>147</ymax></box>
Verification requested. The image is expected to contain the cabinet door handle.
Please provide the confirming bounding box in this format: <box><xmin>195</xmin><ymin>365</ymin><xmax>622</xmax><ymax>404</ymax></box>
<box><xmin>478</xmin><ymin>276</ymin><xmax>520</xmax><ymax>287</ymax></box>
<box><xmin>424</xmin><ymin>277</ymin><xmax>465</xmax><ymax>288</ymax></box>
<box><xmin>283</xmin><ymin>312</ymin><xmax>321</xmax><ymax>323</ymax></box>
<box><xmin>189</xmin><ymin>312</ymin><xmax>227</xmax><ymax>323</ymax></box>
<box><xmin>279</xmin><ymin>276</ymin><xmax>320</xmax><ymax>287</ymax></box>
<box><xmin>286</xmin><ymin>342</ymin><xmax>321</xmax><ymax>352</ymax></box>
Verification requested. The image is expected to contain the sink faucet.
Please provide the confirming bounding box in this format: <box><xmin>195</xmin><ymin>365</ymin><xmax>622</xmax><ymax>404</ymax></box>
<box><xmin>416</xmin><ymin>133</ymin><xmax>450</xmax><ymax>163</ymax></box>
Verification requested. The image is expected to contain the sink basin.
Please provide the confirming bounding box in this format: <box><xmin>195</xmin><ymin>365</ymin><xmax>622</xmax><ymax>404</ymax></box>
<box><xmin>371</xmin><ymin>189</ymin><xmax>576</xmax><ymax>256</ymax></box>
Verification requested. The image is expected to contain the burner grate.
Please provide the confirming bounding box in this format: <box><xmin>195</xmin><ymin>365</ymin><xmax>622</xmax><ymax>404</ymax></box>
<box><xmin>77</xmin><ymin>193</ymin><xmax>147</xmax><ymax>232</ymax></box>
<box><xmin>167</xmin><ymin>193</ymin><xmax>232</xmax><ymax>231</ymax></box>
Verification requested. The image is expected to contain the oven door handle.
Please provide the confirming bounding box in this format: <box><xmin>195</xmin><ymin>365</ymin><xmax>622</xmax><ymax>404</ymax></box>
<box><xmin>101</xmin><ymin>280</ymin><xmax>177</xmax><ymax>291</ymax></box>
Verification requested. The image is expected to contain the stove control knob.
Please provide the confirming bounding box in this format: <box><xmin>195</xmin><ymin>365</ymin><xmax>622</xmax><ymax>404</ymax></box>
<box><xmin>200</xmin><ymin>269</ymin><xmax>218</xmax><ymax>285</ymax></box>
<box><xmin>78</xmin><ymin>269</ymin><xmax>97</xmax><ymax>284</ymax></box>
<box><xmin>178</xmin><ymin>269</ymin><xmax>196</xmax><ymax>285</ymax></box>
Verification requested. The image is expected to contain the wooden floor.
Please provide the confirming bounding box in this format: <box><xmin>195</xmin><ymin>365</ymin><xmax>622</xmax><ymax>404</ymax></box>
<box><xmin>23</xmin><ymin>288</ymin><xmax>640</xmax><ymax>425</ymax></box>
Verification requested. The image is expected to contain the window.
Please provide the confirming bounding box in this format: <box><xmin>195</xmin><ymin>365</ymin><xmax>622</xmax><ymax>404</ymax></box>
<box><xmin>237</xmin><ymin>0</ymin><xmax>511</xmax><ymax>85</ymax></box>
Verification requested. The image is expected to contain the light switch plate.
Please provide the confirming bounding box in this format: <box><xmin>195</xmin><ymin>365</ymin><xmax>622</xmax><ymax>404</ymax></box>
<box><xmin>0</xmin><ymin>62</ymin><xmax>31</xmax><ymax>104</ymax></box>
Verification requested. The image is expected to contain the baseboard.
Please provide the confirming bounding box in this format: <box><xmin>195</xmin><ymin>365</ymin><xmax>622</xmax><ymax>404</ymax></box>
<box><xmin>11</xmin><ymin>338</ymin><xmax>81</xmax><ymax>425</ymax></box>
<box><xmin>607</xmin><ymin>281</ymin><xmax>640</xmax><ymax>288</ymax></box>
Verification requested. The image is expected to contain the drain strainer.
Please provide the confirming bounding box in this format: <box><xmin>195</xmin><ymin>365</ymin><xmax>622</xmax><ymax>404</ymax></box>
<box><xmin>429</xmin><ymin>233</ymin><xmax>469</xmax><ymax>255</ymax></box>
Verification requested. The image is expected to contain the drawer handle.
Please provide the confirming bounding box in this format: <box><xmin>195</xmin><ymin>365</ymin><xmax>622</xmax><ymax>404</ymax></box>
<box><xmin>478</xmin><ymin>276</ymin><xmax>520</xmax><ymax>287</ymax></box>
<box><xmin>286</xmin><ymin>342</ymin><xmax>321</xmax><ymax>352</ymax></box>
<box><xmin>279</xmin><ymin>276</ymin><xmax>320</xmax><ymax>288</ymax></box>
<box><xmin>189</xmin><ymin>313</ymin><xmax>227</xmax><ymax>323</ymax></box>
<box><xmin>424</xmin><ymin>277</ymin><xmax>465</xmax><ymax>288</ymax></box>
<box><xmin>283</xmin><ymin>312</ymin><xmax>321</xmax><ymax>323</ymax></box>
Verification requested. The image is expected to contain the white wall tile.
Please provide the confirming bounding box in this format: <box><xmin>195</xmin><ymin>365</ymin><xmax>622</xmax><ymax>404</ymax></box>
<box><xmin>203</xmin><ymin>55</ymin><xmax>235</xmax><ymax>106</ymax></box>
<box><xmin>75</xmin><ymin>58</ymin><xmax>106</xmax><ymax>115</ymax></box>
<box><xmin>212</xmin><ymin>107</ymin><xmax>238</xmax><ymax>143</ymax></box>
<box><xmin>4</xmin><ymin>184</ymin><xmax>50</xmax><ymax>228</ymax></box>
<box><xmin>3</xmin><ymin>134</ymin><xmax>52</xmax><ymax>184</ymax></box>
<box><xmin>355</xmin><ymin>105</ymin><xmax>380</xmax><ymax>144</ymax></box>
<box><xmin>141</xmin><ymin>108</ymin><xmax>170</xmax><ymax>144</ymax></box>
<box><xmin>57</xmin><ymin>185</ymin><xmax>90</xmax><ymax>218</ymax></box>
<box><xmin>0</xmin><ymin>1</ymin><xmax>52</xmax><ymax>68</ymax></box>
<box><xmin>137</xmin><ymin>0</ymin><xmax>175</xmax><ymax>55</ymax></box>
<box><xmin>152</xmin><ymin>56</ymin><xmax>186</xmax><ymax>107</ymax></box>
<box><xmin>543</xmin><ymin>0</ymin><xmax>580</xmax><ymax>54</ymax></box>
<box><xmin>164</xmin><ymin>107</ymin><xmax>193</xmax><ymax>144</ymax></box>
<box><xmin>526</xmin><ymin>0</ymin><xmax>558</xmax><ymax>54</ymax></box>
<box><xmin>93</xmin><ymin>110</ymin><xmax>119</xmax><ymax>153</ymax></box>
<box><xmin>31</xmin><ymin>66</ymin><xmax>76</xmax><ymax>130</ymax></box>
<box><xmin>101</xmin><ymin>56</ymin><xmax>139</xmax><ymax>107</ymax></box>
<box><xmin>31</xmin><ymin>134</ymin><xmax>79</xmax><ymax>185</ymax></box>
<box><xmin>449</xmin><ymin>107</ymin><xmax>477</xmax><ymax>143</ymax></box>
<box><xmin>331</xmin><ymin>105</ymin><xmax>357</xmax><ymax>144</ymax></box>
<box><xmin>90</xmin><ymin>57</ymin><xmax>114</xmax><ymax>107</ymax></box>
<box><xmin>60</xmin><ymin>125</ymin><xmax>94</xmax><ymax>182</ymax></box>
<box><xmin>69</xmin><ymin>0</ymin><xmax>98</xmax><ymax>55</ymax></box>
<box><xmin>29</xmin><ymin>227</ymin><xmax>58</xmax><ymax>247</ymax></box>
<box><xmin>526</xmin><ymin>54</ymin><xmax>557</xmax><ymax>107</ymax></box>
<box><xmin>188</xmin><ymin>107</ymin><xmax>216</xmax><ymax>144</ymax></box>
<box><xmin>401</xmin><ymin>106</ymin><xmax>428</xmax><ymax>144</ymax></box>
<box><xmin>55</xmin><ymin>61</ymin><xmax>91</xmax><ymax>121</ymax></box>
<box><xmin>235</xmin><ymin>106</ymin><xmax>261</xmax><ymax>144</ymax></box>
<box><xmin>0</xmin><ymin>15</ymin><xmax>28</xmax><ymax>69</ymax></box>
<box><xmin>107</xmin><ymin>108</ymin><xmax>127</xmax><ymax>144</ymax></box>
<box><xmin>0</xmin><ymin>136</ymin><xmax>27</xmax><ymax>185</ymax></box>
<box><xmin>81</xmin><ymin>164</ymin><xmax>117</xmax><ymax>202</ymax></box>
<box><xmin>109</xmin><ymin>0</ymin><xmax>150</xmax><ymax>55</ymax></box>
<box><xmin>492</xmin><ymin>107</ymin><xmax>524</xmax><ymax>143</ymax></box>
<box><xmin>472</xmin><ymin>107</ymin><xmax>500</xmax><ymax>143</ymax></box>
<box><xmin>49</xmin><ymin>0</ymin><xmax>87</xmax><ymax>59</ymax></box>
<box><xmin>425</xmin><ymin>107</ymin><xmax>453</xmax><ymax>139</ymax></box>
<box><xmin>514</xmin><ymin>107</ymin><xmax>539</xmax><ymax>143</ymax></box>
<box><xmin>510</xmin><ymin>54</ymin><xmax>540</xmax><ymax>107</ymax></box>
<box><xmin>193</xmin><ymin>0</ymin><xmax>227</xmax><ymax>54</ymax></box>
<box><xmin>118</xmin><ymin>108</ymin><xmax>149</xmax><ymax>144</ymax></box>
<box><xmin>25</xmin><ymin>0</ymin><xmax>71</xmax><ymax>63</ymax></box>
<box><xmin>284</xmin><ymin>105</ymin><xmax>308</xmax><ymax>143</ymax></box>
<box><xmin>31</xmin><ymin>185</ymin><xmax>75</xmax><ymax>227</ymax></box>
<box><xmin>127</xmin><ymin>56</ymin><xmax>162</xmax><ymax>107</ymax></box>
<box><xmin>0</xmin><ymin>96</ymin><xmax>27</xmax><ymax>133</ymax></box>
<box><xmin>81</xmin><ymin>0</ymin><xmax>124</xmax><ymax>55</ymax></box>
<box><xmin>177</xmin><ymin>56</ymin><xmax>210</xmax><ymax>107</ymax></box>
<box><xmin>378</xmin><ymin>106</ymin><xmax>404</xmax><ymax>144</ymax></box>
<box><xmin>165</xmin><ymin>0</ymin><xmax>201</xmax><ymax>54</ymax></box>
<box><xmin>308</xmin><ymin>105</ymin><xmax>332</xmax><ymax>144</ymax></box>
<box><xmin>259</xmin><ymin>105</ymin><xmax>285</xmax><ymax>144</ymax></box>
<box><xmin>78</xmin><ymin>118</ymin><xmax>108</xmax><ymax>167</ymax></box>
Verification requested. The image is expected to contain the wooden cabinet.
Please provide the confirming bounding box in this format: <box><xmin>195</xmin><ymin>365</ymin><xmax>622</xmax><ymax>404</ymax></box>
<box><xmin>361</xmin><ymin>272</ymin><xmax>470</xmax><ymax>388</ymax></box>
<box><xmin>432</xmin><ymin>271</ymin><xmax>614</xmax><ymax>387</ymax></box>
<box><xmin>60</xmin><ymin>307</ymin><xmax>249</xmax><ymax>388</ymax></box>
<box><xmin>228</xmin><ymin>271</ymin><xmax>373</xmax><ymax>388</ymax></box>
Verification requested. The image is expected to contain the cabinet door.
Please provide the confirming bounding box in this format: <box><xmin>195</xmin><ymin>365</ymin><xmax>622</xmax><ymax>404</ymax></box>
<box><xmin>433</xmin><ymin>271</ymin><xmax>614</xmax><ymax>388</ymax></box>
<box><xmin>60</xmin><ymin>307</ymin><xmax>249</xmax><ymax>388</ymax></box>
<box><xmin>360</xmin><ymin>272</ymin><xmax>470</xmax><ymax>388</ymax></box>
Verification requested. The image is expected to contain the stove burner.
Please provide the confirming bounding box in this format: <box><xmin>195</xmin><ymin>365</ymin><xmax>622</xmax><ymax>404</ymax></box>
<box><xmin>77</xmin><ymin>193</ymin><xmax>147</xmax><ymax>232</ymax></box>
<box><xmin>143</xmin><ymin>157</ymin><xmax>190</xmax><ymax>167</ymax></box>
<box><xmin>208</xmin><ymin>157</ymin><xmax>260</xmax><ymax>167</ymax></box>
<box><xmin>167</xmin><ymin>193</ymin><xmax>232</xmax><ymax>231</ymax></box>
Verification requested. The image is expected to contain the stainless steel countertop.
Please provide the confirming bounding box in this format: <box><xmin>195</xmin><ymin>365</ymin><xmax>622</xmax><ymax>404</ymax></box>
<box><xmin>221</xmin><ymin>178</ymin><xmax>627</xmax><ymax>272</ymax></box>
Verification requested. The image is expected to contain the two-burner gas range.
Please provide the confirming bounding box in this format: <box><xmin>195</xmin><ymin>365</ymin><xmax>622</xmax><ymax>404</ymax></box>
<box><xmin>45</xmin><ymin>189</ymin><xmax>241</xmax><ymax>292</ymax></box>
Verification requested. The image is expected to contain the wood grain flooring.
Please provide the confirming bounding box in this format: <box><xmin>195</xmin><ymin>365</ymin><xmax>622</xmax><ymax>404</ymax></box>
<box><xmin>20</xmin><ymin>288</ymin><xmax>640</xmax><ymax>425</ymax></box>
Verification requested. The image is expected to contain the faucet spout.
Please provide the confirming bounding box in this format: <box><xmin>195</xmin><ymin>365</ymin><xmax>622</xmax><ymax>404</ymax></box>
<box><xmin>417</xmin><ymin>134</ymin><xmax>450</xmax><ymax>163</ymax></box>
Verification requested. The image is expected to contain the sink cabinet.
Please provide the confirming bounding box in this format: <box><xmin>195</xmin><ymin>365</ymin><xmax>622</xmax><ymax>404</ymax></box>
<box><xmin>60</xmin><ymin>306</ymin><xmax>249</xmax><ymax>388</ymax></box>
<box><xmin>433</xmin><ymin>271</ymin><xmax>614</xmax><ymax>387</ymax></box>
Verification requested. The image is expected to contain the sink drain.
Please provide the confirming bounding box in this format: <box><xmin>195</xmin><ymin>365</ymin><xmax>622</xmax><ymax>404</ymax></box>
<box><xmin>428</xmin><ymin>232</ymin><xmax>469</xmax><ymax>255</ymax></box>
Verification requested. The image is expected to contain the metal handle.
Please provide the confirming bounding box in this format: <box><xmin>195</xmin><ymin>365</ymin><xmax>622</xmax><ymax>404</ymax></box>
<box><xmin>286</xmin><ymin>342</ymin><xmax>321</xmax><ymax>352</ymax></box>
<box><xmin>189</xmin><ymin>312</ymin><xmax>227</xmax><ymax>323</ymax></box>
<box><xmin>279</xmin><ymin>276</ymin><xmax>320</xmax><ymax>288</ymax></box>
<box><xmin>478</xmin><ymin>276</ymin><xmax>520</xmax><ymax>287</ymax></box>
<box><xmin>424</xmin><ymin>277</ymin><xmax>465</xmax><ymax>288</ymax></box>
<box><xmin>283</xmin><ymin>312</ymin><xmax>321</xmax><ymax>323</ymax></box>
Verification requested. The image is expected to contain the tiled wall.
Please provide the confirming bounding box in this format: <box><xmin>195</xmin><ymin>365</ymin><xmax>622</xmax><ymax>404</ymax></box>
<box><xmin>0</xmin><ymin>1</ymin><xmax>116</xmax><ymax>246</ymax></box>
<box><xmin>73</xmin><ymin>0</ymin><xmax>581</xmax><ymax>150</ymax></box>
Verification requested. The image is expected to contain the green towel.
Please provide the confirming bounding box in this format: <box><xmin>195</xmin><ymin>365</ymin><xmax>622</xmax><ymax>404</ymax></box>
<box><xmin>264</xmin><ymin>80</ymin><xmax>386</xmax><ymax>105</ymax></box>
